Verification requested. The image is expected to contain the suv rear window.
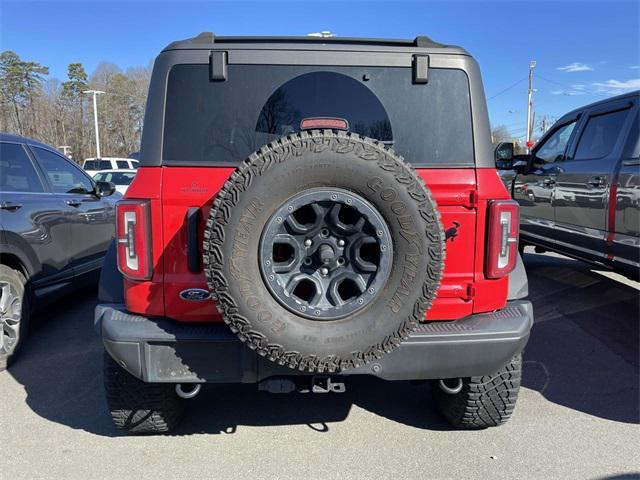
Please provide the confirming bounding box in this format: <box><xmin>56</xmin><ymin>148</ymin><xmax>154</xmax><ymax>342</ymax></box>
<box><xmin>83</xmin><ymin>160</ymin><xmax>112</xmax><ymax>170</ymax></box>
<box><xmin>0</xmin><ymin>142</ymin><xmax>44</xmax><ymax>192</ymax></box>
<box><xmin>163</xmin><ymin>65</ymin><xmax>473</xmax><ymax>167</ymax></box>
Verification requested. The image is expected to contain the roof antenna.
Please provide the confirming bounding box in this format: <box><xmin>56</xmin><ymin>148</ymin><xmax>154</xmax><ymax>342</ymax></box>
<box><xmin>307</xmin><ymin>31</ymin><xmax>334</xmax><ymax>38</ymax></box>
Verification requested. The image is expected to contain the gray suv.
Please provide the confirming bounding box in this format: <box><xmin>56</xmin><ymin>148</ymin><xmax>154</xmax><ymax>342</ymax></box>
<box><xmin>0</xmin><ymin>133</ymin><xmax>119</xmax><ymax>369</ymax></box>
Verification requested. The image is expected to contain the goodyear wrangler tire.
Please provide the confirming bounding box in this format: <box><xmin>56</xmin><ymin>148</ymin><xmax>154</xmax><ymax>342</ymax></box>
<box><xmin>203</xmin><ymin>130</ymin><xmax>445</xmax><ymax>373</ymax></box>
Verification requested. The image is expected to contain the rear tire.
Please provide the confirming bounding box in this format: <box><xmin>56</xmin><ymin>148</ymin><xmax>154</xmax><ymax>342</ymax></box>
<box><xmin>0</xmin><ymin>265</ymin><xmax>29</xmax><ymax>371</ymax></box>
<box><xmin>103</xmin><ymin>352</ymin><xmax>184</xmax><ymax>434</ymax></box>
<box><xmin>432</xmin><ymin>354</ymin><xmax>522</xmax><ymax>429</ymax></box>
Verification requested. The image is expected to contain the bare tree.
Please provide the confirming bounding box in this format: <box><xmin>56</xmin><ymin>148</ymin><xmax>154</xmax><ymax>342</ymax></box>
<box><xmin>0</xmin><ymin>50</ymin><xmax>151</xmax><ymax>162</ymax></box>
<box><xmin>491</xmin><ymin>124</ymin><xmax>512</xmax><ymax>144</ymax></box>
<box><xmin>0</xmin><ymin>51</ymin><xmax>49</xmax><ymax>136</ymax></box>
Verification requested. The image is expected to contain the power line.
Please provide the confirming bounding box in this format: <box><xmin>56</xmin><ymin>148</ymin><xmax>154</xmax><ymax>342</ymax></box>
<box><xmin>536</xmin><ymin>75</ymin><xmax>572</xmax><ymax>89</ymax></box>
<box><xmin>537</xmin><ymin>75</ymin><xmax>608</xmax><ymax>97</ymax></box>
<box><xmin>487</xmin><ymin>77</ymin><xmax>527</xmax><ymax>100</ymax></box>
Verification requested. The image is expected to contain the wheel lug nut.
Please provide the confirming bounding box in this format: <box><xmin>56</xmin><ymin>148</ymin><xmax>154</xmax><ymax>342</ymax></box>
<box><xmin>304</xmin><ymin>239</ymin><xmax>312</xmax><ymax>247</ymax></box>
<box><xmin>337</xmin><ymin>239</ymin><xmax>345</xmax><ymax>247</ymax></box>
<box><xmin>320</xmin><ymin>267</ymin><xmax>329</xmax><ymax>276</ymax></box>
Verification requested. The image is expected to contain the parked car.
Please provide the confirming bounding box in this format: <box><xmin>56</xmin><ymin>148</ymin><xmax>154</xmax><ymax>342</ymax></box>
<box><xmin>497</xmin><ymin>91</ymin><xmax>639</xmax><ymax>278</ymax></box>
<box><xmin>92</xmin><ymin>169</ymin><xmax>137</xmax><ymax>195</ymax></box>
<box><xmin>96</xmin><ymin>33</ymin><xmax>533</xmax><ymax>434</ymax></box>
<box><xmin>0</xmin><ymin>133</ymin><xmax>119</xmax><ymax>369</ymax></box>
<box><xmin>82</xmin><ymin>157</ymin><xmax>139</xmax><ymax>176</ymax></box>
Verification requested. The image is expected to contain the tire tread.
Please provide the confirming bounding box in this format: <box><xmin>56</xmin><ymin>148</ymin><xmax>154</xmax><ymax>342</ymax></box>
<box><xmin>203</xmin><ymin>130</ymin><xmax>446</xmax><ymax>373</ymax></box>
<box><xmin>433</xmin><ymin>354</ymin><xmax>522</xmax><ymax>429</ymax></box>
<box><xmin>103</xmin><ymin>353</ymin><xmax>184</xmax><ymax>434</ymax></box>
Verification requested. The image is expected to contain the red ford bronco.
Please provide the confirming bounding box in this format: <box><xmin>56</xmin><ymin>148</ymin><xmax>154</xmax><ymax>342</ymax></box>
<box><xmin>96</xmin><ymin>33</ymin><xmax>533</xmax><ymax>434</ymax></box>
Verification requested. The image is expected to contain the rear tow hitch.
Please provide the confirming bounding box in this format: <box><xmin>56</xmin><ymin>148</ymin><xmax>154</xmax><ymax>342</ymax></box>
<box><xmin>307</xmin><ymin>376</ymin><xmax>346</xmax><ymax>394</ymax></box>
<box><xmin>258</xmin><ymin>376</ymin><xmax>346</xmax><ymax>394</ymax></box>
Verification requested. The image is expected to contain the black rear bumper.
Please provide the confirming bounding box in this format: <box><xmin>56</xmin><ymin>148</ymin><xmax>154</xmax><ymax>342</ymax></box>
<box><xmin>95</xmin><ymin>301</ymin><xmax>533</xmax><ymax>383</ymax></box>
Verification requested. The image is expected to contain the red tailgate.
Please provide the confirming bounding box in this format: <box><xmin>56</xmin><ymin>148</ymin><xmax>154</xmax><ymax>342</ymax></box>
<box><xmin>158</xmin><ymin>167</ymin><xmax>485</xmax><ymax>323</ymax></box>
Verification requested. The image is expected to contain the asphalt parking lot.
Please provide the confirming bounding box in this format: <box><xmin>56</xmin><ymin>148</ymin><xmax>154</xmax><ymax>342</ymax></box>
<box><xmin>1</xmin><ymin>251</ymin><xmax>638</xmax><ymax>480</ymax></box>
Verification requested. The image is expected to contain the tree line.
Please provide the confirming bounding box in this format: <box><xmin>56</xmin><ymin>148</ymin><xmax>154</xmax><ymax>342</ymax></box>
<box><xmin>0</xmin><ymin>50</ymin><xmax>150</xmax><ymax>163</ymax></box>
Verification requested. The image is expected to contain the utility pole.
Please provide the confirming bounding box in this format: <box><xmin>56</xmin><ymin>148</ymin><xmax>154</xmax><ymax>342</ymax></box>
<box><xmin>526</xmin><ymin>60</ymin><xmax>536</xmax><ymax>153</ymax></box>
<box><xmin>541</xmin><ymin>116</ymin><xmax>548</xmax><ymax>135</ymax></box>
<box><xmin>83</xmin><ymin>90</ymin><xmax>105</xmax><ymax>158</ymax></box>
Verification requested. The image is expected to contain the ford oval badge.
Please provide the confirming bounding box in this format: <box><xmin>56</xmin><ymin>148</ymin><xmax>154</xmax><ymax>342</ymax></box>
<box><xmin>179</xmin><ymin>289</ymin><xmax>211</xmax><ymax>302</ymax></box>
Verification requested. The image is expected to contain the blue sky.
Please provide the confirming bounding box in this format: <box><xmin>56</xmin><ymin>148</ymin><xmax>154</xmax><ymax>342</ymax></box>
<box><xmin>1</xmin><ymin>0</ymin><xmax>639</xmax><ymax>141</ymax></box>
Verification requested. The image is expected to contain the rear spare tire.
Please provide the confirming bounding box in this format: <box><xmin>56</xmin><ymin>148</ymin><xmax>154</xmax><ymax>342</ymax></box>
<box><xmin>203</xmin><ymin>130</ymin><xmax>445</xmax><ymax>372</ymax></box>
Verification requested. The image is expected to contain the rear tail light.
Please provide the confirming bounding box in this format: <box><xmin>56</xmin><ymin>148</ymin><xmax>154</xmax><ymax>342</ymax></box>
<box><xmin>485</xmin><ymin>200</ymin><xmax>519</xmax><ymax>279</ymax></box>
<box><xmin>116</xmin><ymin>200</ymin><xmax>152</xmax><ymax>280</ymax></box>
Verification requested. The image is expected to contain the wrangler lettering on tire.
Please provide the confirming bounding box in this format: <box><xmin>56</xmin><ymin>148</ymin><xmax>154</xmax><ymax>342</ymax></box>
<box><xmin>203</xmin><ymin>130</ymin><xmax>445</xmax><ymax>373</ymax></box>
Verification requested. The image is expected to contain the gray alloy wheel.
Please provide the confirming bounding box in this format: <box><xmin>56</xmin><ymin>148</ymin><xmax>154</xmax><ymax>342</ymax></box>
<box><xmin>0</xmin><ymin>265</ymin><xmax>28</xmax><ymax>370</ymax></box>
<box><xmin>0</xmin><ymin>280</ymin><xmax>21</xmax><ymax>355</ymax></box>
<box><xmin>259</xmin><ymin>188</ymin><xmax>393</xmax><ymax>321</ymax></box>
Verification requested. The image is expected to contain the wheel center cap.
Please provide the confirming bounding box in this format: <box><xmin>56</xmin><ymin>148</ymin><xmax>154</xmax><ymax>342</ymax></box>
<box><xmin>319</xmin><ymin>244</ymin><xmax>336</xmax><ymax>264</ymax></box>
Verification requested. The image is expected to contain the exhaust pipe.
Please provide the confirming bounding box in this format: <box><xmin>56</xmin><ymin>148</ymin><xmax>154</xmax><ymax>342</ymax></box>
<box><xmin>438</xmin><ymin>378</ymin><xmax>463</xmax><ymax>395</ymax></box>
<box><xmin>175</xmin><ymin>383</ymin><xmax>201</xmax><ymax>399</ymax></box>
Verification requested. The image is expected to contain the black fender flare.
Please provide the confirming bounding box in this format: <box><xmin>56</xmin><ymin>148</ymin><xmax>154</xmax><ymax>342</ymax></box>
<box><xmin>98</xmin><ymin>240</ymin><xmax>124</xmax><ymax>304</ymax></box>
<box><xmin>507</xmin><ymin>252</ymin><xmax>528</xmax><ymax>300</ymax></box>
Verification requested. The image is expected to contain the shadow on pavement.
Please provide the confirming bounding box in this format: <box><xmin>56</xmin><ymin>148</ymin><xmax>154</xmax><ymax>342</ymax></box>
<box><xmin>7</xmin><ymin>286</ymin><xmax>447</xmax><ymax>436</ymax></box>
<box><xmin>522</xmin><ymin>252</ymin><xmax>639</xmax><ymax>424</ymax></box>
<box><xmin>7</xmin><ymin>287</ymin><xmax>116</xmax><ymax>436</ymax></box>
<box><xmin>176</xmin><ymin>378</ymin><xmax>449</xmax><ymax>435</ymax></box>
<box><xmin>6</xmin><ymin>252</ymin><xmax>639</xmax><ymax>436</ymax></box>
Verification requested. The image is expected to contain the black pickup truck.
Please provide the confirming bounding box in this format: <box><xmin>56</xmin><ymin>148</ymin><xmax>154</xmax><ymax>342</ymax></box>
<box><xmin>497</xmin><ymin>91</ymin><xmax>639</xmax><ymax>279</ymax></box>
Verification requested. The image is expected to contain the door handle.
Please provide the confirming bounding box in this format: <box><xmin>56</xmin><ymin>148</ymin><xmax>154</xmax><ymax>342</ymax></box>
<box><xmin>0</xmin><ymin>201</ymin><xmax>23</xmax><ymax>211</ymax></box>
<box><xmin>66</xmin><ymin>199</ymin><xmax>82</xmax><ymax>207</ymax></box>
<box><xmin>587</xmin><ymin>176</ymin><xmax>606</xmax><ymax>188</ymax></box>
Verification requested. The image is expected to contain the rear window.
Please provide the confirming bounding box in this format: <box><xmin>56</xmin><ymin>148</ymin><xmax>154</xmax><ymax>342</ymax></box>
<box><xmin>94</xmin><ymin>171</ymin><xmax>136</xmax><ymax>185</ymax></box>
<box><xmin>83</xmin><ymin>160</ymin><xmax>112</xmax><ymax>170</ymax></box>
<box><xmin>163</xmin><ymin>64</ymin><xmax>473</xmax><ymax>167</ymax></box>
<box><xmin>116</xmin><ymin>160</ymin><xmax>129</xmax><ymax>169</ymax></box>
<box><xmin>0</xmin><ymin>142</ymin><xmax>44</xmax><ymax>192</ymax></box>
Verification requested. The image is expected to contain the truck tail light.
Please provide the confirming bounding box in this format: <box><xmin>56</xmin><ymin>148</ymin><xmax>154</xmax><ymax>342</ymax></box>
<box><xmin>485</xmin><ymin>200</ymin><xmax>519</xmax><ymax>279</ymax></box>
<box><xmin>116</xmin><ymin>200</ymin><xmax>152</xmax><ymax>280</ymax></box>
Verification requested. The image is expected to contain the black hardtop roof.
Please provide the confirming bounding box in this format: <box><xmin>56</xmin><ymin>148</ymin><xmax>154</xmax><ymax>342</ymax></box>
<box><xmin>162</xmin><ymin>32</ymin><xmax>469</xmax><ymax>55</ymax></box>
